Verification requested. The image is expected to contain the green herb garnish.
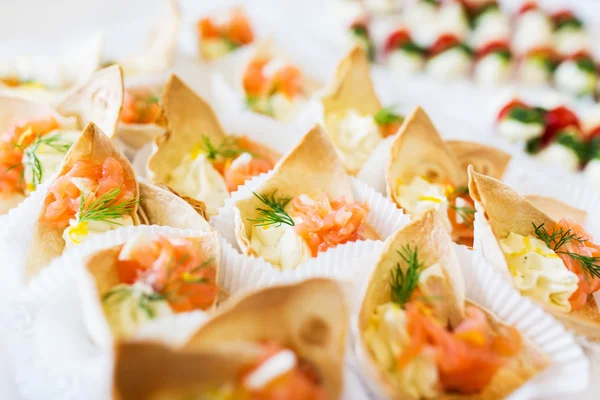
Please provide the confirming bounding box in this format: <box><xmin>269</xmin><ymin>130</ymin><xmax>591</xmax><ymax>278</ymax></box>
<box><xmin>555</xmin><ymin>130</ymin><xmax>587</xmax><ymax>162</ymax></box>
<box><xmin>201</xmin><ymin>135</ymin><xmax>247</xmax><ymax>161</ymax></box>
<box><xmin>146</xmin><ymin>95</ymin><xmax>160</xmax><ymax>104</ymax></box>
<box><xmin>223</xmin><ymin>37</ymin><xmax>240</xmax><ymax>51</ymax></box>
<box><xmin>102</xmin><ymin>285</ymin><xmax>165</xmax><ymax>319</ymax></box>
<box><xmin>374</xmin><ymin>107</ymin><xmax>404</xmax><ymax>126</ymax></box>
<box><xmin>351</xmin><ymin>26</ymin><xmax>375</xmax><ymax>62</ymax></box>
<box><xmin>449</xmin><ymin>185</ymin><xmax>469</xmax><ymax>198</ymax></box>
<box><xmin>21</xmin><ymin>133</ymin><xmax>73</xmax><ymax>190</ymax></box>
<box><xmin>507</xmin><ymin>106</ymin><xmax>545</xmax><ymax>125</ymax></box>
<box><xmin>400</xmin><ymin>42</ymin><xmax>426</xmax><ymax>55</ymax></box>
<box><xmin>533</xmin><ymin>223</ymin><xmax>600</xmax><ymax>280</ymax></box>
<box><xmin>556</xmin><ymin>17</ymin><xmax>583</xmax><ymax>31</ymax></box>
<box><xmin>575</xmin><ymin>58</ymin><xmax>597</xmax><ymax>74</ymax></box>
<box><xmin>450</xmin><ymin>205</ymin><xmax>476</xmax><ymax>229</ymax></box>
<box><xmin>495</xmin><ymin>49</ymin><xmax>512</xmax><ymax>62</ymax></box>
<box><xmin>247</xmin><ymin>190</ymin><xmax>295</xmax><ymax>227</ymax></box>
<box><xmin>390</xmin><ymin>245</ymin><xmax>424</xmax><ymax>308</ymax></box>
<box><xmin>525</xmin><ymin>137</ymin><xmax>543</xmax><ymax>154</ymax></box>
<box><xmin>78</xmin><ymin>186</ymin><xmax>139</xmax><ymax>225</ymax></box>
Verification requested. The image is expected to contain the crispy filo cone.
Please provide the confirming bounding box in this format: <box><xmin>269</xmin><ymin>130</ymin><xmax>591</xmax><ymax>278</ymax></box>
<box><xmin>523</xmin><ymin>195</ymin><xmax>587</xmax><ymax>226</ymax></box>
<box><xmin>358</xmin><ymin>209</ymin><xmax>550</xmax><ymax>399</ymax></box>
<box><xmin>321</xmin><ymin>46</ymin><xmax>381</xmax><ymax>117</ymax></box>
<box><xmin>0</xmin><ymin>64</ymin><xmax>123</xmax><ymax>143</ymax></box>
<box><xmin>0</xmin><ymin>64</ymin><xmax>123</xmax><ymax>138</ymax></box>
<box><xmin>386</xmin><ymin>107</ymin><xmax>511</xmax><ymax>206</ymax></box>
<box><xmin>183</xmin><ymin>278</ymin><xmax>348</xmax><ymax>399</ymax></box>
<box><xmin>136</xmin><ymin>182</ymin><xmax>211</xmax><ymax>231</ymax></box>
<box><xmin>113</xmin><ymin>341</ymin><xmax>263</xmax><ymax>400</ymax></box>
<box><xmin>147</xmin><ymin>75</ymin><xmax>279</xmax><ymax>199</ymax></box>
<box><xmin>386</xmin><ymin>107</ymin><xmax>467</xmax><ymax>207</ymax></box>
<box><xmin>445</xmin><ymin>140</ymin><xmax>511</xmax><ymax>181</ymax></box>
<box><xmin>469</xmin><ymin>166</ymin><xmax>600</xmax><ymax>340</ymax></box>
<box><xmin>26</xmin><ymin>123</ymin><xmax>140</xmax><ymax>279</ymax></box>
<box><xmin>321</xmin><ymin>47</ymin><xmax>382</xmax><ymax>174</ymax></box>
<box><xmin>147</xmin><ymin>74</ymin><xmax>229</xmax><ymax>186</ymax></box>
<box><xmin>57</xmin><ymin>64</ymin><xmax>124</xmax><ymax>138</ymax></box>
<box><xmin>85</xmin><ymin>231</ymin><xmax>220</xmax><ymax>313</ymax></box>
<box><xmin>233</xmin><ymin>125</ymin><xmax>378</xmax><ymax>259</ymax></box>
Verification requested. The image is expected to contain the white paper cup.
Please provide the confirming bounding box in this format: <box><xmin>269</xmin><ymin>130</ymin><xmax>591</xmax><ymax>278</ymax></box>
<box><xmin>352</xmin><ymin>245</ymin><xmax>590</xmax><ymax>399</ymax></box>
<box><xmin>7</xmin><ymin>225</ymin><xmax>219</xmax><ymax>400</ymax></box>
<box><xmin>473</xmin><ymin>177</ymin><xmax>600</xmax><ymax>352</ymax></box>
<box><xmin>0</xmin><ymin>182</ymin><xmax>50</xmax><ymax>286</ymax></box>
<box><xmin>210</xmin><ymin>170</ymin><xmax>411</xmax><ymax>296</ymax></box>
<box><xmin>356</xmin><ymin>130</ymin><xmax>554</xmax><ymax>197</ymax></box>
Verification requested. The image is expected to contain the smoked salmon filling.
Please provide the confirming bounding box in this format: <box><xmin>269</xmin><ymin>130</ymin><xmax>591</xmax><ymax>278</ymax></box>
<box><xmin>120</xmin><ymin>87</ymin><xmax>162</xmax><ymax>124</ymax></box>
<box><xmin>202</xmin><ymin>341</ymin><xmax>327</xmax><ymax>400</ymax></box>
<box><xmin>292</xmin><ymin>192</ymin><xmax>369</xmax><ymax>257</ymax></box>
<box><xmin>469</xmin><ymin>167</ymin><xmax>600</xmax><ymax>339</ymax></box>
<box><xmin>364</xmin><ymin>245</ymin><xmax>522</xmax><ymax>397</ymax></box>
<box><xmin>167</xmin><ymin>135</ymin><xmax>277</xmax><ymax>216</ymax></box>
<box><xmin>99</xmin><ymin>234</ymin><xmax>219</xmax><ymax>338</ymax></box>
<box><xmin>500</xmin><ymin>218</ymin><xmax>600</xmax><ymax>313</ymax></box>
<box><xmin>42</xmin><ymin>156</ymin><xmax>138</xmax><ymax>247</ymax></box>
<box><xmin>0</xmin><ymin>117</ymin><xmax>79</xmax><ymax>196</ymax></box>
<box><xmin>197</xmin><ymin>9</ymin><xmax>254</xmax><ymax>60</ymax></box>
<box><xmin>359</xmin><ymin>211</ymin><xmax>546</xmax><ymax>399</ymax></box>
<box><xmin>245</xmin><ymin>190</ymin><xmax>370</xmax><ymax>269</ymax></box>
<box><xmin>242</xmin><ymin>57</ymin><xmax>306</xmax><ymax>119</ymax></box>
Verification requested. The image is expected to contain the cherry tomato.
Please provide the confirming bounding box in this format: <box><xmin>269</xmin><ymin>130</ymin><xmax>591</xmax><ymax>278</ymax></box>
<box><xmin>551</xmin><ymin>10</ymin><xmax>576</xmax><ymax>23</ymax></box>
<box><xmin>429</xmin><ymin>34</ymin><xmax>461</xmax><ymax>57</ymax></box>
<box><xmin>476</xmin><ymin>40</ymin><xmax>510</xmax><ymax>59</ymax></box>
<box><xmin>542</xmin><ymin>106</ymin><xmax>581</xmax><ymax>145</ymax></box>
<box><xmin>497</xmin><ymin>100</ymin><xmax>528</xmax><ymax>122</ymax></box>
<box><xmin>518</xmin><ymin>1</ymin><xmax>538</xmax><ymax>15</ymax></box>
<box><xmin>384</xmin><ymin>29</ymin><xmax>411</xmax><ymax>54</ymax></box>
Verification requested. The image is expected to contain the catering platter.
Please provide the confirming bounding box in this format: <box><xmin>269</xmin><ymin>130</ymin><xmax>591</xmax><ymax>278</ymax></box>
<box><xmin>2</xmin><ymin>0</ymin><xmax>600</xmax><ymax>399</ymax></box>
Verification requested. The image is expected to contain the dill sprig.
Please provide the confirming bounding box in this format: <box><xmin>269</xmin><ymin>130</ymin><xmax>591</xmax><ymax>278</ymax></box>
<box><xmin>450</xmin><ymin>205</ymin><xmax>476</xmax><ymax>229</ymax></box>
<box><xmin>533</xmin><ymin>223</ymin><xmax>600</xmax><ymax>280</ymax></box>
<box><xmin>21</xmin><ymin>133</ymin><xmax>73</xmax><ymax>190</ymax></box>
<box><xmin>247</xmin><ymin>190</ymin><xmax>295</xmax><ymax>228</ymax></box>
<box><xmin>78</xmin><ymin>186</ymin><xmax>139</xmax><ymax>225</ymax></box>
<box><xmin>201</xmin><ymin>135</ymin><xmax>247</xmax><ymax>161</ymax></box>
<box><xmin>390</xmin><ymin>245</ymin><xmax>424</xmax><ymax>308</ymax></box>
<box><xmin>533</xmin><ymin>223</ymin><xmax>585</xmax><ymax>251</ymax></box>
<box><xmin>448</xmin><ymin>185</ymin><xmax>469</xmax><ymax>198</ymax></box>
<box><xmin>102</xmin><ymin>286</ymin><xmax>165</xmax><ymax>319</ymax></box>
<box><xmin>374</xmin><ymin>106</ymin><xmax>404</xmax><ymax>126</ymax></box>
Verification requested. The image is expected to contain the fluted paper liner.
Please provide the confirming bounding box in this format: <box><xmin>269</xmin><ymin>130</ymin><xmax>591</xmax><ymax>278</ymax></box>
<box><xmin>353</xmin><ymin>244</ymin><xmax>589</xmax><ymax>399</ymax></box>
<box><xmin>211</xmin><ymin>151</ymin><xmax>411</xmax><ymax>297</ymax></box>
<box><xmin>470</xmin><ymin>170</ymin><xmax>600</xmax><ymax>342</ymax></box>
<box><xmin>8</xmin><ymin>225</ymin><xmax>213</xmax><ymax>400</ymax></box>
